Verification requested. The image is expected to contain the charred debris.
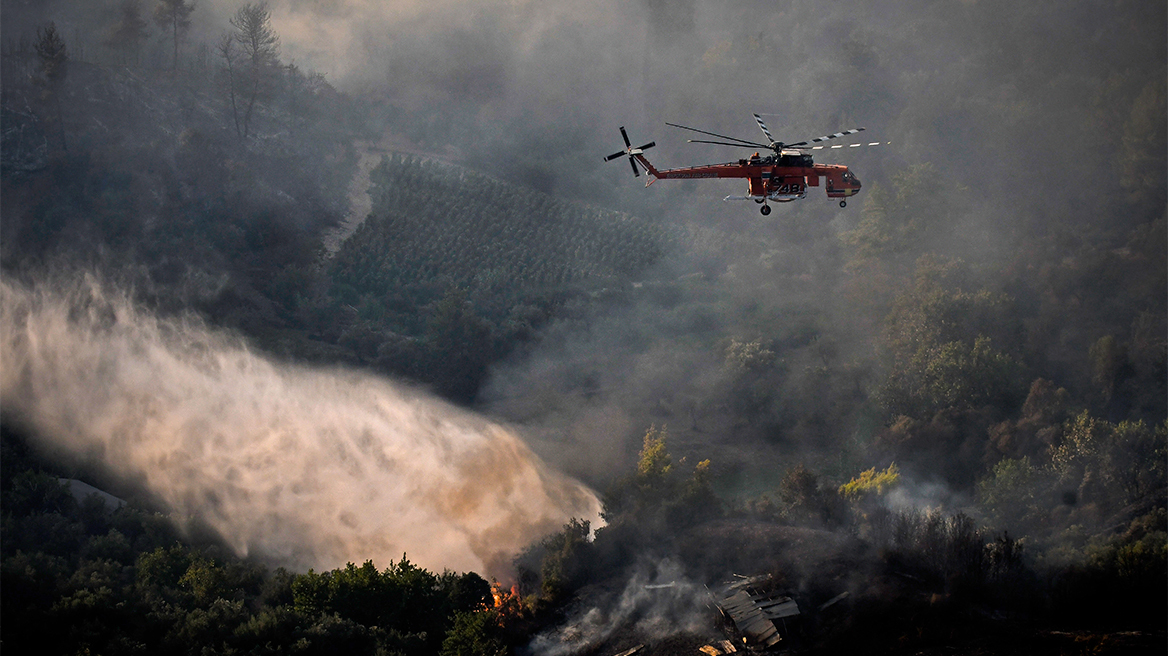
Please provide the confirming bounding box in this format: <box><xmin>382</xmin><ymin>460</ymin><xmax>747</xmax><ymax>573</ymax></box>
<box><xmin>708</xmin><ymin>575</ymin><xmax>801</xmax><ymax>651</ymax></box>
<box><xmin>580</xmin><ymin>572</ymin><xmax>819</xmax><ymax>655</ymax></box>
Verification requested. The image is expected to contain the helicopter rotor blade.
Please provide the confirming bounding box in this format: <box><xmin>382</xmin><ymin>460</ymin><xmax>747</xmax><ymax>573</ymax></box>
<box><xmin>787</xmin><ymin>127</ymin><xmax>866</xmax><ymax>147</ymax></box>
<box><xmin>629</xmin><ymin>156</ymin><xmax>640</xmax><ymax>177</ymax></box>
<box><xmin>604</xmin><ymin>150</ymin><xmax>628</xmax><ymax>161</ymax></box>
<box><xmin>665</xmin><ymin>122</ymin><xmax>763</xmax><ymax>147</ymax></box>
<box><xmin>807</xmin><ymin>140</ymin><xmax>889</xmax><ymax>150</ymax></box>
<box><xmin>634</xmin><ymin>142</ymin><xmax>656</xmax><ymax>151</ymax></box>
<box><xmin>619</xmin><ymin>126</ymin><xmax>632</xmax><ymax>148</ymax></box>
<box><xmin>753</xmin><ymin>113</ymin><xmax>776</xmax><ymax>144</ymax></box>
<box><xmin>687</xmin><ymin>139</ymin><xmax>771</xmax><ymax>149</ymax></box>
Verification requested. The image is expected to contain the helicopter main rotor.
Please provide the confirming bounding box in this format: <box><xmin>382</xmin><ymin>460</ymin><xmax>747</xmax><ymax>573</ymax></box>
<box><xmin>667</xmin><ymin>114</ymin><xmax>866</xmax><ymax>154</ymax></box>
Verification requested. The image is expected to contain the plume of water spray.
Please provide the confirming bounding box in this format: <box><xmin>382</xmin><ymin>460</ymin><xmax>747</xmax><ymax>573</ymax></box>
<box><xmin>0</xmin><ymin>276</ymin><xmax>602</xmax><ymax>579</ymax></box>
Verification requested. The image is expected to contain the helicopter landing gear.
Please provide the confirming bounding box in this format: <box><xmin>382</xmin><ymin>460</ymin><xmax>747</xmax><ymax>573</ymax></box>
<box><xmin>839</xmin><ymin>200</ymin><xmax>847</xmax><ymax>208</ymax></box>
<box><xmin>760</xmin><ymin>204</ymin><xmax>772</xmax><ymax>216</ymax></box>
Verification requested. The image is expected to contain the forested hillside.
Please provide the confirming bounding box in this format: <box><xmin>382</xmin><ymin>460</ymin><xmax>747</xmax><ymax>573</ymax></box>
<box><xmin>1</xmin><ymin>432</ymin><xmax>499</xmax><ymax>655</ymax></box>
<box><xmin>1</xmin><ymin>9</ymin><xmax>358</xmax><ymax>322</ymax></box>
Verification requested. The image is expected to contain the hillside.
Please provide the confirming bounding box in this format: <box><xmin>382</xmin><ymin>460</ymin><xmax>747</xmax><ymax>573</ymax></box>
<box><xmin>331</xmin><ymin>154</ymin><xmax>676</xmax><ymax>333</ymax></box>
<box><xmin>1</xmin><ymin>1</ymin><xmax>1165</xmax><ymax>655</ymax></box>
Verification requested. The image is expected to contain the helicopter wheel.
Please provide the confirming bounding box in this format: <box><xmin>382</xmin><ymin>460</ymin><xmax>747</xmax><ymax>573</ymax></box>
<box><xmin>760</xmin><ymin>204</ymin><xmax>772</xmax><ymax>216</ymax></box>
<box><xmin>839</xmin><ymin>200</ymin><xmax>847</xmax><ymax>208</ymax></box>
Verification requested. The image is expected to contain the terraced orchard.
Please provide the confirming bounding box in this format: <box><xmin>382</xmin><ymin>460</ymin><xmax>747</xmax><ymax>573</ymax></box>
<box><xmin>331</xmin><ymin>155</ymin><xmax>675</xmax><ymax>315</ymax></box>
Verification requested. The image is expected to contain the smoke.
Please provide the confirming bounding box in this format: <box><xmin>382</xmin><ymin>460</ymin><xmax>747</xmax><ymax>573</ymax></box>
<box><xmin>883</xmin><ymin>475</ymin><xmax>971</xmax><ymax>516</ymax></box>
<box><xmin>0</xmin><ymin>275</ymin><xmax>602</xmax><ymax>579</ymax></box>
<box><xmin>527</xmin><ymin>558</ymin><xmax>711</xmax><ymax>656</ymax></box>
<box><xmin>267</xmin><ymin>0</ymin><xmax>636</xmax><ymax>95</ymax></box>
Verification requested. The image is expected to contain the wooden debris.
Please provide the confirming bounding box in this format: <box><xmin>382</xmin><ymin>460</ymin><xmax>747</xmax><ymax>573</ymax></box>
<box><xmin>710</xmin><ymin>579</ymin><xmax>802</xmax><ymax>650</ymax></box>
<box><xmin>817</xmin><ymin>590</ymin><xmax>850</xmax><ymax>612</ymax></box>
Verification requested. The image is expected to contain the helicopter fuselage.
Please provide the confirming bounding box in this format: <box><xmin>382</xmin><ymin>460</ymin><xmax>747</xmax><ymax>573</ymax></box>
<box><xmin>605</xmin><ymin>120</ymin><xmax>871</xmax><ymax>213</ymax></box>
<box><xmin>633</xmin><ymin>151</ymin><xmax>861</xmax><ymax>207</ymax></box>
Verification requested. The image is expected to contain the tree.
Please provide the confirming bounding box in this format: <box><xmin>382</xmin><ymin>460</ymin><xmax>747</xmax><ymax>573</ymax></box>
<box><xmin>35</xmin><ymin>23</ymin><xmax>68</xmax><ymax>81</ymax></box>
<box><xmin>838</xmin><ymin>463</ymin><xmax>901</xmax><ymax>502</ymax></box>
<box><xmin>105</xmin><ymin>0</ymin><xmax>150</xmax><ymax>66</ymax></box>
<box><xmin>636</xmin><ymin>424</ymin><xmax>672</xmax><ymax>485</ymax></box>
<box><xmin>153</xmin><ymin>0</ymin><xmax>194</xmax><ymax>72</ymax></box>
<box><xmin>779</xmin><ymin>464</ymin><xmax>844</xmax><ymax>525</ymax></box>
<box><xmin>227</xmin><ymin>2</ymin><xmax>280</xmax><ymax>139</ymax></box>
<box><xmin>34</xmin><ymin>22</ymin><xmax>69</xmax><ymax>151</ymax></box>
<box><xmin>424</xmin><ymin>287</ymin><xmax>494</xmax><ymax>402</ymax></box>
<box><xmin>600</xmin><ymin>425</ymin><xmax>720</xmax><ymax>532</ymax></box>
<box><xmin>536</xmin><ymin>519</ymin><xmax>593</xmax><ymax>599</ymax></box>
<box><xmin>843</xmin><ymin>163</ymin><xmax>958</xmax><ymax>264</ymax></box>
<box><xmin>1051</xmin><ymin>412</ymin><xmax>1167</xmax><ymax>510</ymax></box>
<box><xmin>880</xmin><ymin>258</ymin><xmax>1024</xmax><ymax>418</ymax></box>
<box><xmin>1119</xmin><ymin>79</ymin><xmax>1167</xmax><ymax>210</ymax></box>
<box><xmin>977</xmin><ymin>456</ymin><xmax>1041</xmax><ymax>530</ymax></box>
<box><xmin>440</xmin><ymin>609</ymin><xmax>508</xmax><ymax>656</ymax></box>
<box><xmin>217</xmin><ymin>33</ymin><xmax>242</xmax><ymax>138</ymax></box>
<box><xmin>1088</xmin><ymin>334</ymin><xmax>1126</xmax><ymax>407</ymax></box>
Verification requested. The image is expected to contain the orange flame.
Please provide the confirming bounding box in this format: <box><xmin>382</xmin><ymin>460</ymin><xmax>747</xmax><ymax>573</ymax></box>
<box><xmin>489</xmin><ymin>581</ymin><xmax>527</xmax><ymax>623</ymax></box>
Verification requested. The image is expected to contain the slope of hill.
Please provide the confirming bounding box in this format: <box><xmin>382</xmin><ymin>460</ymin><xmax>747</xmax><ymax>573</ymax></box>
<box><xmin>331</xmin><ymin>154</ymin><xmax>676</xmax><ymax>319</ymax></box>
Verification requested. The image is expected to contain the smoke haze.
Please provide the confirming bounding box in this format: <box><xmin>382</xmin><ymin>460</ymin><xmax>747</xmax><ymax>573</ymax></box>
<box><xmin>0</xmin><ymin>276</ymin><xmax>602</xmax><ymax>578</ymax></box>
<box><xmin>528</xmin><ymin>559</ymin><xmax>711</xmax><ymax>656</ymax></box>
<box><xmin>1</xmin><ymin>0</ymin><xmax>1162</xmax><ymax>601</ymax></box>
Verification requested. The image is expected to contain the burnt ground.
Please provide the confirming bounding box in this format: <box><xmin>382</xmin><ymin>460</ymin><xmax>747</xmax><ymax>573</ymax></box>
<box><xmin>537</xmin><ymin>517</ymin><xmax>1167</xmax><ymax>656</ymax></box>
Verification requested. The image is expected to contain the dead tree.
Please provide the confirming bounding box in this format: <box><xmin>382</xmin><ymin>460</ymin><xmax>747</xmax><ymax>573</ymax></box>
<box><xmin>105</xmin><ymin>0</ymin><xmax>150</xmax><ymax>67</ymax></box>
<box><xmin>153</xmin><ymin>0</ymin><xmax>194</xmax><ymax>72</ymax></box>
<box><xmin>34</xmin><ymin>22</ymin><xmax>69</xmax><ymax>151</ymax></box>
<box><xmin>217</xmin><ymin>33</ymin><xmax>242</xmax><ymax>139</ymax></box>
<box><xmin>227</xmin><ymin>2</ymin><xmax>280</xmax><ymax>140</ymax></box>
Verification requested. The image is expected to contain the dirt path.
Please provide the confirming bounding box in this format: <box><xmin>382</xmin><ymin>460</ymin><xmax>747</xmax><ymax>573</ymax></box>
<box><xmin>322</xmin><ymin>133</ymin><xmax>464</xmax><ymax>256</ymax></box>
<box><xmin>321</xmin><ymin>139</ymin><xmax>383</xmax><ymax>256</ymax></box>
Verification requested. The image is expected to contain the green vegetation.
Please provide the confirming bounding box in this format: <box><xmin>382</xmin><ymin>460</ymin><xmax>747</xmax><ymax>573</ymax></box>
<box><xmin>0</xmin><ymin>426</ymin><xmax>495</xmax><ymax>656</ymax></box>
<box><xmin>838</xmin><ymin>463</ymin><xmax>900</xmax><ymax>501</ymax></box>
<box><xmin>597</xmin><ymin>426</ymin><xmax>722</xmax><ymax>554</ymax></box>
<box><xmin>335</xmin><ymin>155</ymin><xmax>672</xmax><ymax>307</ymax></box>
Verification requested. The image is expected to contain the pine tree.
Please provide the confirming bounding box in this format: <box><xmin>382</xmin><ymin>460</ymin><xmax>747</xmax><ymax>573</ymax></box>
<box><xmin>153</xmin><ymin>0</ymin><xmax>194</xmax><ymax>72</ymax></box>
<box><xmin>34</xmin><ymin>22</ymin><xmax>69</xmax><ymax>151</ymax></box>
<box><xmin>227</xmin><ymin>2</ymin><xmax>280</xmax><ymax>139</ymax></box>
<box><xmin>105</xmin><ymin>0</ymin><xmax>150</xmax><ymax>66</ymax></box>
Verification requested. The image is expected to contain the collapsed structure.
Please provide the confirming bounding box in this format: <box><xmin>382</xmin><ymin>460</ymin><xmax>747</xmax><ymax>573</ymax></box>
<box><xmin>707</xmin><ymin>577</ymin><xmax>801</xmax><ymax>651</ymax></box>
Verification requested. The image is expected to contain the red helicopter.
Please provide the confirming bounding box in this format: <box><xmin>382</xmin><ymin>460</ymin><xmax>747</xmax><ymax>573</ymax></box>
<box><xmin>605</xmin><ymin>114</ymin><xmax>880</xmax><ymax>215</ymax></box>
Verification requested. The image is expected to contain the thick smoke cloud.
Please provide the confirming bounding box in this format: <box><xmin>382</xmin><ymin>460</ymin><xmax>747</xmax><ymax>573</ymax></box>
<box><xmin>1</xmin><ymin>276</ymin><xmax>602</xmax><ymax>578</ymax></box>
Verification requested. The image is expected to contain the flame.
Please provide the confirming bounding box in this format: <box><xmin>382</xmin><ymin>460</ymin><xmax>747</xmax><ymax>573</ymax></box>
<box><xmin>490</xmin><ymin>581</ymin><xmax>527</xmax><ymax>622</ymax></box>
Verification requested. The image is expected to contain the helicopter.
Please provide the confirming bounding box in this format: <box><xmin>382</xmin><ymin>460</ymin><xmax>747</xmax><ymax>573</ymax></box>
<box><xmin>604</xmin><ymin>114</ymin><xmax>882</xmax><ymax>215</ymax></box>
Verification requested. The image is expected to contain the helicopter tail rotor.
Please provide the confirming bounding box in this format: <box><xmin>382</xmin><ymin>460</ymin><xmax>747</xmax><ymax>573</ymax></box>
<box><xmin>604</xmin><ymin>126</ymin><xmax>655</xmax><ymax>177</ymax></box>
